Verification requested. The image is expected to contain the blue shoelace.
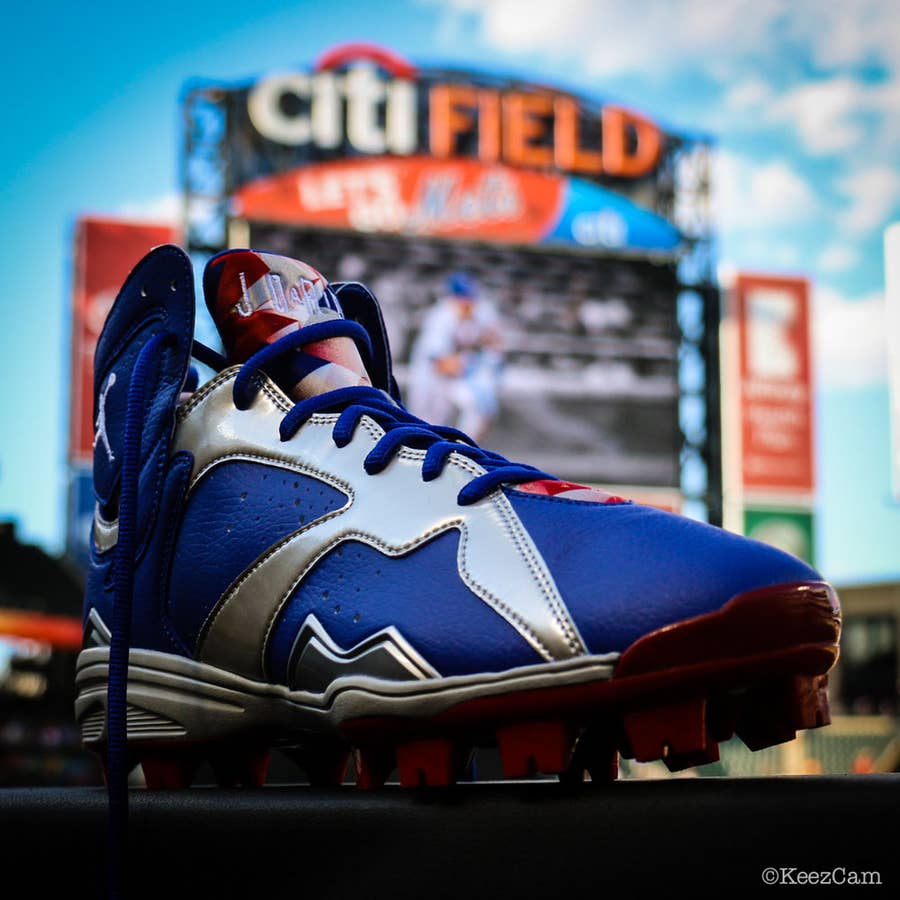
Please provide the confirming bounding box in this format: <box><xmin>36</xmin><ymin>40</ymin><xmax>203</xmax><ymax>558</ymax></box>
<box><xmin>106</xmin><ymin>331</ymin><xmax>168</xmax><ymax>899</ymax></box>
<box><xmin>229</xmin><ymin>318</ymin><xmax>553</xmax><ymax>504</ymax></box>
<box><xmin>106</xmin><ymin>319</ymin><xmax>553</xmax><ymax>896</ymax></box>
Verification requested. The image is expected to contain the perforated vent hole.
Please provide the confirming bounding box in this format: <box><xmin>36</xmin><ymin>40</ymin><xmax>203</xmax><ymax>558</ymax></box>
<box><xmin>333</xmin><ymin>604</ymin><xmax>341</xmax><ymax>614</ymax></box>
<box><xmin>353</xmin><ymin>613</ymin><xmax>360</xmax><ymax>623</ymax></box>
<box><xmin>169</xmin><ymin>280</ymin><xmax>177</xmax><ymax>292</ymax></box>
<box><xmin>140</xmin><ymin>286</ymin><xmax>148</xmax><ymax>298</ymax></box>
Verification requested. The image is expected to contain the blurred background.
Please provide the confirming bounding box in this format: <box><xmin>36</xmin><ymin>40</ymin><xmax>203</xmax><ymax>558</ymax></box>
<box><xmin>0</xmin><ymin>0</ymin><xmax>898</xmax><ymax>784</ymax></box>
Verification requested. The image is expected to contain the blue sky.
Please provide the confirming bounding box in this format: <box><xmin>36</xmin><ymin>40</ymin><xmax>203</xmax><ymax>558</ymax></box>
<box><xmin>1</xmin><ymin>0</ymin><xmax>898</xmax><ymax>585</ymax></box>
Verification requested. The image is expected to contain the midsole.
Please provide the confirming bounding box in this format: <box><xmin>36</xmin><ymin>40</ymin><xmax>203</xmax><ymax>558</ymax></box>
<box><xmin>75</xmin><ymin>647</ymin><xmax>618</xmax><ymax>743</ymax></box>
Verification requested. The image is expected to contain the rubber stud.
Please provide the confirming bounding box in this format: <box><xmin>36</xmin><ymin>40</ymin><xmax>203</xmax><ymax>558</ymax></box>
<box><xmin>787</xmin><ymin>674</ymin><xmax>831</xmax><ymax>731</ymax></box>
<box><xmin>735</xmin><ymin>675</ymin><xmax>830</xmax><ymax>752</ymax></box>
<box><xmin>496</xmin><ymin>721</ymin><xmax>576</xmax><ymax>778</ymax></box>
<box><xmin>734</xmin><ymin>684</ymin><xmax>795</xmax><ymax>751</ymax></box>
<box><xmin>208</xmin><ymin>744</ymin><xmax>271</xmax><ymax>787</ymax></box>
<box><xmin>706</xmin><ymin>696</ymin><xmax>739</xmax><ymax>744</ymax></box>
<box><xmin>284</xmin><ymin>741</ymin><xmax>350</xmax><ymax>787</ymax></box>
<box><xmin>622</xmin><ymin>697</ymin><xmax>709</xmax><ymax>762</ymax></box>
<box><xmin>663</xmin><ymin>742</ymin><xmax>720</xmax><ymax>772</ymax></box>
<box><xmin>140</xmin><ymin>747</ymin><xmax>201</xmax><ymax>789</ymax></box>
<box><xmin>559</xmin><ymin>727</ymin><xmax>619</xmax><ymax>783</ymax></box>
<box><xmin>353</xmin><ymin>745</ymin><xmax>396</xmax><ymax>790</ymax></box>
<box><xmin>396</xmin><ymin>738</ymin><xmax>461</xmax><ymax>787</ymax></box>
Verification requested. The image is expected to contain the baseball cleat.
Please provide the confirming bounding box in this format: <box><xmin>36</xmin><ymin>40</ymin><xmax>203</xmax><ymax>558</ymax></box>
<box><xmin>76</xmin><ymin>245</ymin><xmax>840</xmax><ymax>789</ymax></box>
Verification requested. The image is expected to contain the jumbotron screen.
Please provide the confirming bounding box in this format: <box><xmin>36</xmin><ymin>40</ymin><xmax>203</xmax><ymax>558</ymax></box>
<box><xmin>246</xmin><ymin>222</ymin><xmax>681</xmax><ymax>489</ymax></box>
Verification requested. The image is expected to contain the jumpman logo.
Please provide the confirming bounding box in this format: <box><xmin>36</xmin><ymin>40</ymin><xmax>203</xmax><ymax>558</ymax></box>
<box><xmin>94</xmin><ymin>372</ymin><xmax>116</xmax><ymax>463</ymax></box>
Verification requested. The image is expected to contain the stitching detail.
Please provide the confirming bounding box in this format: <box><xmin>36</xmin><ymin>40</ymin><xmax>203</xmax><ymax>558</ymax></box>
<box><xmin>493</xmin><ymin>493</ymin><xmax>584</xmax><ymax>655</ymax></box>
<box><xmin>260</xmin><ymin>381</ymin><xmax>293</xmax><ymax>413</ymax></box>
<box><xmin>197</xmin><ymin>499</ymin><xmax>354</xmax><ymax>652</ymax></box>
<box><xmin>455</xmin><ymin>525</ymin><xmax>553</xmax><ymax>661</ymax></box>
<box><xmin>190</xmin><ymin>452</ymin><xmax>355</xmax><ymax>499</ymax></box>
<box><xmin>176</xmin><ymin>367</ymin><xmax>241</xmax><ymax>419</ymax></box>
<box><xmin>448</xmin><ymin>453</ymin><xmax>488</xmax><ymax>477</ymax></box>
<box><xmin>258</xmin><ymin>521</ymin><xmax>463</xmax><ymax>675</ymax></box>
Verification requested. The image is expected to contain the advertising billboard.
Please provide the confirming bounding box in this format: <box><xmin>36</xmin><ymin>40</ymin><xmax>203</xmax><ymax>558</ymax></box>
<box><xmin>733</xmin><ymin>274</ymin><xmax>814</xmax><ymax>497</ymax></box>
<box><xmin>218</xmin><ymin>43</ymin><xmax>693</xmax><ymax>256</ymax></box>
<box><xmin>185</xmin><ymin>42</ymin><xmax>716</xmax><ymax>499</ymax></box>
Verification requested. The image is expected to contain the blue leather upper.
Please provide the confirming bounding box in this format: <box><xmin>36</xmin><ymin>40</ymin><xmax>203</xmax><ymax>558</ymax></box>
<box><xmin>267</xmin><ymin>528</ymin><xmax>544</xmax><ymax>682</ymax></box>
<box><xmin>506</xmin><ymin>490</ymin><xmax>820</xmax><ymax>655</ymax></box>
<box><xmin>86</xmin><ymin>451</ymin><xmax>195</xmax><ymax>656</ymax></box>
<box><xmin>85</xmin><ymin>245</ymin><xmax>197</xmax><ymax>649</ymax></box>
<box><xmin>168</xmin><ymin>460</ymin><xmax>348</xmax><ymax>653</ymax></box>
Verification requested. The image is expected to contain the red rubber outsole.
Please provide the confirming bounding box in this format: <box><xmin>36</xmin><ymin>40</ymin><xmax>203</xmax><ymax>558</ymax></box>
<box><xmin>98</xmin><ymin>581</ymin><xmax>840</xmax><ymax>790</ymax></box>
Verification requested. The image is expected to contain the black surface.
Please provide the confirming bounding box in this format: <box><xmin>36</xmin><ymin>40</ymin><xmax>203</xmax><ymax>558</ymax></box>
<box><xmin>1</xmin><ymin>777</ymin><xmax>896</xmax><ymax>897</ymax></box>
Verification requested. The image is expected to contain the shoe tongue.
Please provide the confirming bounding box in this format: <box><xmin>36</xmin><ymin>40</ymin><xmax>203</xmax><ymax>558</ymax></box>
<box><xmin>204</xmin><ymin>250</ymin><xmax>372</xmax><ymax>400</ymax></box>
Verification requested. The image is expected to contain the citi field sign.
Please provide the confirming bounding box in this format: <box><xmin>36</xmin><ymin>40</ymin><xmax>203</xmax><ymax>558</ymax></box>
<box><xmin>229</xmin><ymin>43</ymin><xmax>685</xmax><ymax>251</ymax></box>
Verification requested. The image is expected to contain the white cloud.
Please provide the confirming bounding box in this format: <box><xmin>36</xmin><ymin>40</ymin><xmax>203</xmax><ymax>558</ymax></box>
<box><xmin>762</xmin><ymin>76</ymin><xmax>900</xmax><ymax>157</ymax></box>
<box><xmin>715</xmin><ymin>152</ymin><xmax>819</xmax><ymax>229</ymax></box>
<box><xmin>837</xmin><ymin>167</ymin><xmax>900</xmax><ymax>234</ymax></box>
<box><xmin>431</xmin><ymin>0</ymin><xmax>900</xmax><ymax>187</ymax></box>
<box><xmin>432</xmin><ymin>0</ymin><xmax>900</xmax><ymax>80</ymax></box>
<box><xmin>433</xmin><ymin>0</ymin><xmax>784</xmax><ymax>78</ymax></box>
<box><xmin>813</xmin><ymin>286</ymin><xmax>887</xmax><ymax>387</ymax></box>
<box><xmin>769</xmin><ymin>78</ymin><xmax>868</xmax><ymax>155</ymax></box>
<box><xmin>817</xmin><ymin>243</ymin><xmax>860</xmax><ymax>274</ymax></box>
<box><xmin>723</xmin><ymin>77</ymin><xmax>774</xmax><ymax>112</ymax></box>
<box><xmin>117</xmin><ymin>192</ymin><xmax>182</xmax><ymax>223</ymax></box>
<box><xmin>799</xmin><ymin>0</ymin><xmax>900</xmax><ymax>73</ymax></box>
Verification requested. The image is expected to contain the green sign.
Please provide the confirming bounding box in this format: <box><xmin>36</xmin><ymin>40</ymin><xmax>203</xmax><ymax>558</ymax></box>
<box><xmin>744</xmin><ymin>507</ymin><xmax>815</xmax><ymax>566</ymax></box>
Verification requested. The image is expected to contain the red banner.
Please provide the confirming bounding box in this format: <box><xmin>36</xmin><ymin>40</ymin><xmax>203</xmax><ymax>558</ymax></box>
<box><xmin>735</xmin><ymin>274</ymin><xmax>814</xmax><ymax>495</ymax></box>
<box><xmin>233</xmin><ymin>156</ymin><xmax>564</xmax><ymax>243</ymax></box>
<box><xmin>69</xmin><ymin>217</ymin><xmax>178</xmax><ymax>461</ymax></box>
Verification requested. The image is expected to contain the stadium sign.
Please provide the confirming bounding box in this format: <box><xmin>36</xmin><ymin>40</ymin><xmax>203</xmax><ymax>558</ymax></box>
<box><xmin>247</xmin><ymin>43</ymin><xmax>663</xmax><ymax>180</ymax></box>
<box><xmin>226</xmin><ymin>44</ymin><xmax>685</xmax><ymax>252</ymax></box>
